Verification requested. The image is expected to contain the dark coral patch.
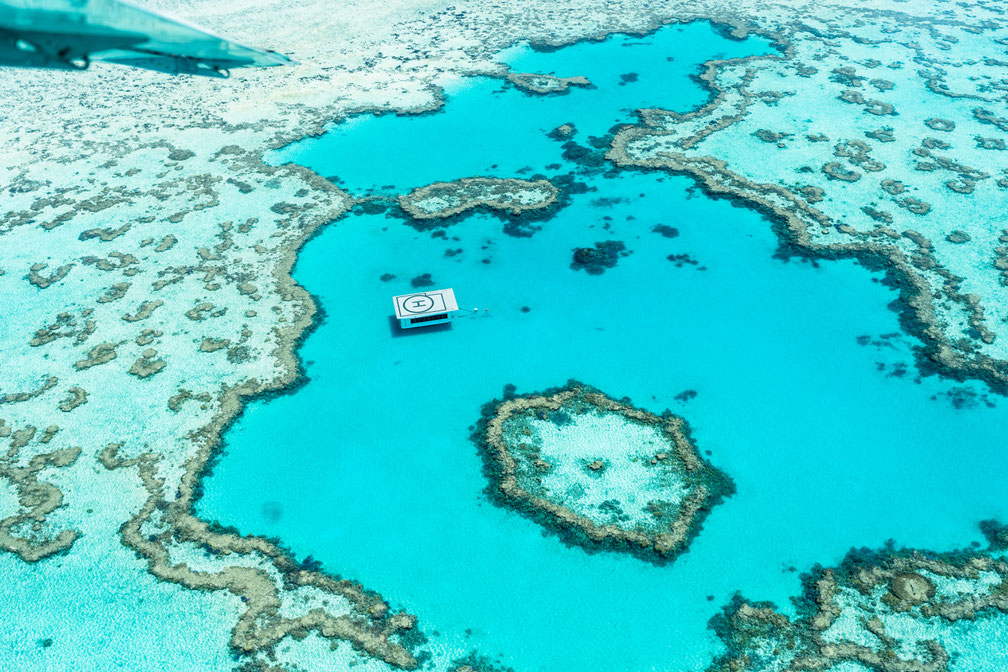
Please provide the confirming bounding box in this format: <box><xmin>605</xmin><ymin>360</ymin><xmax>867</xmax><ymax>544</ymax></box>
<box><xmin>570</xmin><ymin>241</ymin><xmax>628</xmax><ymax>274</ymax></box>
<box><xmin>410</xmin><ymin>273</ymin><xmax>435</xmax><ymax>288</ymax></box>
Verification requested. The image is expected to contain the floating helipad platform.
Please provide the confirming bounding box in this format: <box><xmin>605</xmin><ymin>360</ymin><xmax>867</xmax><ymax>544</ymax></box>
<box><xmin>392</xmin><ymin>288</ymin><xmax>458</xmax><ymax>329</ymax></box>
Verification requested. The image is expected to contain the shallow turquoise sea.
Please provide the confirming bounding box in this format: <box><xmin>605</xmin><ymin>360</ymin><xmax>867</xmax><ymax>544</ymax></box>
<box><xmin>200</xmin><ymin>23</ymin><xmax>1008</xmax><ymax>671</ymax></box>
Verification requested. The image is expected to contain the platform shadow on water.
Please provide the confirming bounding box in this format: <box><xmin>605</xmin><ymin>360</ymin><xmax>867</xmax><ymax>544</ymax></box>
<box><xmin>387</xmin><ymin>314</ymin><xmax>454</xmax><ymax>338</ymax></box>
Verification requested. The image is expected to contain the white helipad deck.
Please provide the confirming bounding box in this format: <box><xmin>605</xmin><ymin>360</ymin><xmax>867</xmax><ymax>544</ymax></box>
<box><xmin>393</xmin><ymin>288</ymin><xmax>458</xmax><ymax>328</ymax></box>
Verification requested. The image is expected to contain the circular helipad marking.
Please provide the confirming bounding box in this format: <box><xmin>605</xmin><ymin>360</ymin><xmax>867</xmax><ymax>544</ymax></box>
<box><xmin>402</xmin><ymin>294</ymin><xmax>435</xmax><ymax>313</ymax></box>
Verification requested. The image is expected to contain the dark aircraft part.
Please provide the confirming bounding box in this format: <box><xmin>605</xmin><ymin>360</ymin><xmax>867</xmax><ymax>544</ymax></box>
<box><xmin>0</xmin><ymin>26</ymin><xmax>144</xmax><ymax>68</ymax></box>
<box><xmin>0</xmin><ymin>0</ymin><xmax>293</xmax><ymax>75</ymax></box>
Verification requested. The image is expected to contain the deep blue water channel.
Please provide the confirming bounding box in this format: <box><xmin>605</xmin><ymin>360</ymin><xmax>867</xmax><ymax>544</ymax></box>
<box><xmin>199</xmin><ymin>22</ymin><xmax>1008</xmax><ymax>671</ymax></box>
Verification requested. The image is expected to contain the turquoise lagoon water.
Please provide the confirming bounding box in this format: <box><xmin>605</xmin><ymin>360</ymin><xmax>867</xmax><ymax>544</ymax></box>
<box><xmin>267</xmin><ymin>23</ymin><xmax>770</xmax><ymax>194</ymax></box>
<box><xmin>201</xmin><ymin>23</ymin><xmax>1008</xmax><ymax>671</ymax></box>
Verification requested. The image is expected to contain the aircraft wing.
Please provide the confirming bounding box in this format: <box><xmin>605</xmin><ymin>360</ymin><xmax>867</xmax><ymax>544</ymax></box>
<box><xmin>0</xmin><ymin>0</ymin><xmax>293</xmax><ymax>76</ymax></box>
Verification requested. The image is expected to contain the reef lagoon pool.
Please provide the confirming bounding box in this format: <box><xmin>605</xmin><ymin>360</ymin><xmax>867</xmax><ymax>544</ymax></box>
<box><xmin>198</xmin><ymin>21</ymin><xmax>1008</xmax><ymax>672</ymax></box>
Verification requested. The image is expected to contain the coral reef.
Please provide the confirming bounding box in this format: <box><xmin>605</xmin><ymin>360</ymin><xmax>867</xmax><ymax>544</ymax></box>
<box><xmin>0</xmin><ymin>140</ymin><xmax>421</xmax><ymax>667</ymax></box>
<box><xmin>97</xmin><ymin>442</ymin><xmax>419</xmax><ymax>667</ymax></box>
<box><xmin>0</xmin><ymin>420</ymin><xmax>81</xmax><ymax>562</ymax></box>
<box><xmin>707</xmin><ymin>524</ymin><xmax>1008</xmax><ymax>672</ymax></box>
<box><xmin>506</xmin><ymin>72</ymin><xmax>592</xmax><ymax>95</ymax></box>
<box><xmin>5</xmin><ymin>0</ymin><xmax>1008</xmax><ymax>667</ymax></box>
<box><xmin>609</xmin><ymin>8</ymin><xmax>1008</xmax><ymax>392</ymax></box>
<box><xmin>570</xmin><ymin>241</ymin><xmax>629</xmax><ymax>274</ymax></box>
<box><xmin>398</xmin><ymin>177</ymin><xmax>559</xmax><ymax>220</ymax></box>
<box><xmin>474</xmin><ymin>382</ymin><xmax>734</xmax><ymax>563</ymax></box>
